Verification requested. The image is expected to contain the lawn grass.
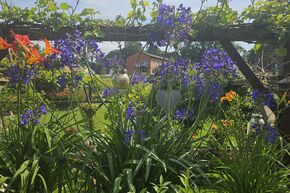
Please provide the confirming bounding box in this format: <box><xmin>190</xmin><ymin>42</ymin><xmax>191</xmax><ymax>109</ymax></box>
<box><xmin>1</xmin><ymin>105</ymin><xmax>110</xmax><ymax>132</ymax></box>
<box><xmin>42</xmin><ymin>105</ymin><xmax>110</xmax><ymax>131</ymax></box>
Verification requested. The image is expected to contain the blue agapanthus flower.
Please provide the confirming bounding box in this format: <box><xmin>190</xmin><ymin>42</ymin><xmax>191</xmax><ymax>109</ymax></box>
<box><xmin>124</xmin><ymin>129</ymin><xmax>135</xmax><ymax>143</ymax></box>
<box><xmin>252</xmin><ymin>90</ymin><xmax>261</xmax><ymax>101</ymax></box>
<box><xmin>103</xmin><ymin>88</ymin><xmax>119</xmax><ymax>98</ymax></box>
<box><xmin>20</xmin><ymin>105</ymin><xmax>47</xmax><ymax>126</ymax></box>
<box><xmin>131</xmin><ymin>73</ymin><xmax>148</xmax><ymax>85</ymax></box>
<box><xmin>137</xmin><ymin>129</ymin><xmax>146</xmax><ymax>141</ymax></box>
<box><xmin>7</xmin><ymin>66</ymin><xmax>38</xmax><ymax>86</ymax></box>
<box><xmin>265</xmin><ymin>127</ymin><xmax>278</xmax><ymax>144</ymax></box>
<box><xmin>150</xmin><ymin>3</ymin><xmax>193</xmax><ymax>46</ymax></box>
<box><xmin>57</xmin><ymin>74</ymin><xmax>67</xmax><ymax>88</ymax></box>
<box><xmin>196</xmin><ymin>49</ymin><xmax>237</xmax><ymax>77</ymax></box>
<box><xmin>264</xmin><ymin>93</ymin><xmax>277</xmax><ymax>109</ymax></box>
<box><xmin>175</xmin><ymin>108</ymin><xmax>194</xmax><ymax>120</ymax></box>
<box><xmin>125</xmin><ymin>102</ymin><xmax>134</xmax><ymax>120</ymax></box>
<box><xmin>53</xmin><ymin>30</ymin><xmax>104</xmax><ymax>67</ymax></box>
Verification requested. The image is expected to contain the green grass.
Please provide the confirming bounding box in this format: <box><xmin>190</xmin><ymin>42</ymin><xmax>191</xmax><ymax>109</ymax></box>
<box><xmin>2</xmin><ymin>105</ymin><xmax>110</xmax><ymax>132</ymax></box>
<box><xmin>43</xmin><ymin>105</ymin><xmax>110</xmax><ymax>131</ymax></box>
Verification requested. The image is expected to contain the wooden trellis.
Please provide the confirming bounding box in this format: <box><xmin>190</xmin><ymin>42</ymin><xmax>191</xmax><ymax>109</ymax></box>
<box><xmin>0</xmin><ymin>22</ymin><xmax>289</xmax><ymax>142</ymax></box>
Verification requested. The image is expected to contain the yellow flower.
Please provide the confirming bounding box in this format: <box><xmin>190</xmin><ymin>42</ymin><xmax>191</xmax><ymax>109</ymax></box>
<box><xmin>287</xmin><ymin>100</ymin><xmax>290</xmax><ymax>105</ymax></box>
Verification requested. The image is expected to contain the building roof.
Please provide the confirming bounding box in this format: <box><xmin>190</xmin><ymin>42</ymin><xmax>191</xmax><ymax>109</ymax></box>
<box><xmin>130</xmin><ymin>51</ymin><xmax>167</xmax><ymax>61</ymax></box>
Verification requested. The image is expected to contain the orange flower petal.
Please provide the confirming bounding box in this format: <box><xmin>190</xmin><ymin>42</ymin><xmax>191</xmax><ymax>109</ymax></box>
<box><xmin>0</xmin><ymin>37</ymin><xmax>11</xmax><ymax>50</ymax></box>
<box><xmin>220</xmin><ymin>96</ymin><xmax>227</xmax><ymax>103</ymax></box>
<box><xmin>11</xmin><ymin>30</ymin><xmax>31</xmax><ymax>46</ymax></box>
<box><xmin>225</xmin><ymin>93</ymin><xmax>234</xmax><ymax>101</ymax></box>
<box><xmin>26</xmin><ymin>46</ymin><xmax>42</xmax><ymax>64</ymax></box>
<box><xmin>43</xmin><ymin>38</ymin><xmax>62</xmax><ymax>55</ymax></box>
<box><xmin>229</xmin><ymin>90</ymin><xmax>237</xmax><ymax>97</ymax></box>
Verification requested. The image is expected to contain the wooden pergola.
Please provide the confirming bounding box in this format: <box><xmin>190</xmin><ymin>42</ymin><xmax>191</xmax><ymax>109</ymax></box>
<box><xmin>0</xmin><ymin>22</ymin><xmax>289</xmax><ymax>141</ymax></box>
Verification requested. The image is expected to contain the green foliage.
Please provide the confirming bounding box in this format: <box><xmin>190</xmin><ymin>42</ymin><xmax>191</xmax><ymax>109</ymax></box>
<box><xmin>240</xmin><ymin>0</ymin><xmax>290</xmax><ymax>41</ymax></box>
<box><xmin>152</xmin><ymin>175</ymin><xmax>171</xmax><ymax>193</ymax></box>
<box><xmin>0</xmin><ymin>1</ymin><xmax>290</xmax><ymax>192</ymax></box>
<box><xmin>208</xmin><ymin>95</ymin><xmax>290</xmax><ymax>193</ymax></box>
<box><xmin>194</xmin><ymin>2</ymin><xmax>238</xmax><ymax>27</ymax></box>
<box><xmin>0</xmin><ymin>0</ymin><xmax>102</xmax><ymax>32</ymax></box>
<box><xmin>0</xmin><ymin>110</ymin><xmax>84</xmax><ymax>192</ymax></box>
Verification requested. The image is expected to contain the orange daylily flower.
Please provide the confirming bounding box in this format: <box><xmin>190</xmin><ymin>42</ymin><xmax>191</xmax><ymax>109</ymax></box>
<box><xmin>211</xmin><ymin>124</ymin><xmax>218</xmax><ymax>130</ymax></box>
<box><xmin>11</xmin><ymin>30</ymin><xmax>31</xmax><ymax>46</ymax></box>
<box><xmin>43</xmin><ymin>38</ymin><xmax>62</xmax><ymax>55</ymax></box>
<box><xmin>221</xmin><ymin>119</ymin><xmax>231</xmax><ymax>127</ymax></box>
<box><xmin>0</xmin><ymin>37</ymin><xmax>11</xmax><ymax>50</ymax></box>
<box><xmin>220</xmin><ymin>90</ymin><xmax>237</xmax><ymax>103</ymax></box>
<box><xmin>26</xmin><ymin>46</ymin><xmax>43</xmax><ymax>64</ymax></box>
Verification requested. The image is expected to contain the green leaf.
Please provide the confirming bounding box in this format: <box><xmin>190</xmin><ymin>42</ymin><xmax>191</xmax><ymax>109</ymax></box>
<box><xmin>253</xmin><ymin>43</ymin><xmax>262</xmax><ymax>52</ymax></box>
<box><xmin>143</xmin><ymin>1</ymin><xmax>150</xmax><ymax>6</ymax></box>
<box><xmin>60</xmin><ymin>3</ymin><xmax>70</xmax><ymax>11</ymax></box>
<box><xmin>130</xmin><ymin>0</ymin><xmax>137</xmax><ymax>7</ymax></box>
<box><xmin>37</xmin><ymin>174</ymin><xmax>48</xmax><ymax>193</ymax></box>
<box><xmin>20</xmin><ymin>170</ymin><xmax>30</xmax><ymax>191</ymax></box>
<box><xmin>43</xmin><ymin>127</ymin><xmax>52</xmax><ymax>150</ymax></box>
<box><xmin>145</xmin><ymin>158</ymin><xmax>152</xmax><ymax>182</ymax></box>
<box><xmin>30</xmin><ymin>155</ymin><xmax>40</xmax><ymax>185</ymax></box>
<box><xmin>0</xmin><ymin>177</ymin><xmax>9</xmax><ymax>189</ymax></box>
<box><xmin>47</xmin><ymin>1</ymin><xmax>58</xmax><ymax>11</ymax></box>
<box><xmin>113</xmin><ymin>177</ymin><xmax>122</xmax><ymax>193</ymax></box>
<box><xmin>81</xmin><ymin>8</ymin><xmax>95</xmax><ymax>16</ymax></box>
<box><xmin>107</xmin><ymin>153</ymin><xmax>115</xmax><ymax>180</ymax></box>
<box><xmin>274</xmin><ymin>48</ymin><xmax>287</xmax><ymax>57</ymax></box>
<box><xmin>13</xmin><ymin>160</ymin><xmax>30</xmax><ymax>179</ymax></box>
<box><xmin>128</xmin><ymin>10</ymin><xmax>134</xmax><ymax>18</ymax></box>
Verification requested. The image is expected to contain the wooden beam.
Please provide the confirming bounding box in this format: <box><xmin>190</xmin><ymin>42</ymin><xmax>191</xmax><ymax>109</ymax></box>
<box><xmin>0</xmin><ymin>23</ymin><xmax>276</xmax><ymax>42</ymax></box>
<box><xmin>219</xmin><ymin>40</ymin><xmax>268</xmax><ymax>92</ymax></box>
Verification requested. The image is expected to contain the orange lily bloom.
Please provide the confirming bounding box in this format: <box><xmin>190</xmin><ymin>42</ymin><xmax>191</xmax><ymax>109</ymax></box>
<box><xmin>11</xmin><ymin>30</ymin><xmax>31</xmax><ymax>46</ymax></box>
<box><xmin>26</xmin><ymin>46</ymin><xmax>43</xmax><ymax>65</ymax></box>
<box><xmin>0</xmin><ymin>37</ymin><xmax>11</xmax><ymax>50</ymax></box>
<box><xmin>220</xmin><ymin>90</ymin><xmax>237</xmax><ymax>103</ymax></box>
<box><xmin>43</xmin><ymin>38</ymin><xmax>62</xmax><ymax>55</ymax></box>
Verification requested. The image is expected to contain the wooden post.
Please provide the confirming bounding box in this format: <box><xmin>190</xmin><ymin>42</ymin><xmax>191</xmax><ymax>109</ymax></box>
<box><xmin>279</xmin><ymin>38</ymin><xmax>290</xmax><ymax>147</ymax></box>
<box><xmin>0</xmin><ymin>49</ymin><xmax>8</xmax><ymax>61</ymax></box>
<box><xmin>219</xmin><ymin>40</ymin><xmax>268</xmax><ymax>92</ymax></box>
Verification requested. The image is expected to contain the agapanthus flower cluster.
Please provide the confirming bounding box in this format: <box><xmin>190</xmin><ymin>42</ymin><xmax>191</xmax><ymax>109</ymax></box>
<box><xmin>264</xmin><ymin>93</ymin><xmax>277</xmax><ymax>109</ymax></box>
<box><xmin>264</xmin><ymin>127</ymin><xmax>278</xmax><ymax>144</ymax></box>
<box><xmin>52</xmin><ymin>30</ymin><xmax>104</xmax><ymax>67</ymax></box>
<box><xmin>124</xmin><ymin>129</ymin><xmax>145</xmax><ymax>143</ymax></box>
<box><xmin>196</xmin><ymin>49</ymin><xmax>237</xmax><ymax>78</ymax></box>
<box><xmin>153</xmin><ymin>58</ymin><xmax>191</xmax><ymax>88</ymax></box>
<box><xmin>193</xmin><ymin>75</ymin><xmax>223</xmax><ymax>102</ymax></box>
<box><xmin>20</xmin><ymin>105</ymin><xmax>47</xmax><ymax>125</ymax></box>
<box><xmin>251</xmin><ymin>90</ymin><xmax>277</xmax><ymax>109</ymax></box>
<box><xmin>7</xmin><ymin>65</ymin><xmax>39</xmax><ymax>86</ymax></box>
<box><xmin>103</xmin><ymin>54</ymin><xmax>126</xmax><ymax>73</ymax></box>
<box><xmin>103</xmin><ymin>87</ymin><xmax>119</xmax><ymax>98</ymax></box>
<box><xmin>150</xmin><ymin>3</ymin><xmax>193</xmax><ymax>46</ymax></box>
<box><xmin>253</xmin><ymin>124</ymin><xmax>279</xmax><ymax>144</ymax></box>
<box><xmin>131</xmin><ymin>73</ymin><xmax>148</xmax><ymax>85</ymax></box>
<box><xmin>125</xmin><ymin>102</ymin><xmax>134</xmax><ymax>120</ymax></box>
<box><xmin>57</xmin><ymin>73</ymin><xmax>83</xmax><ymax>89</ymax></box>
<box><xmin>175</xmin><ymin>108</ymin><xmax>194</xmax><ymax>120</ymax></box>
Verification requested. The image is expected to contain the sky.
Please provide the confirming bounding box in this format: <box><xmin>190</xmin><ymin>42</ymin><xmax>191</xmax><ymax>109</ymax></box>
<box><xmin>10</xmin><ymin>0</ymin><xmax>254</xmax><ymax>53</ymax></box>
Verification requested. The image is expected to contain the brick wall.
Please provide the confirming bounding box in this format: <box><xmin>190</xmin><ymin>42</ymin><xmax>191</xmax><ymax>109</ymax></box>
<box><xmin>126</xmin><ymin>53</ymin><xmax>164</xmax><ymax>75</ymax></box>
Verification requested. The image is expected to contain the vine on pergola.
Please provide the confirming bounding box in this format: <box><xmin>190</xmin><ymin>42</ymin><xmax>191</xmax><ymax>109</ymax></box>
<box><xmin>0</xmin><ymin>0</ymin><xmax>289</xmax><ymax>140</ymax></box>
